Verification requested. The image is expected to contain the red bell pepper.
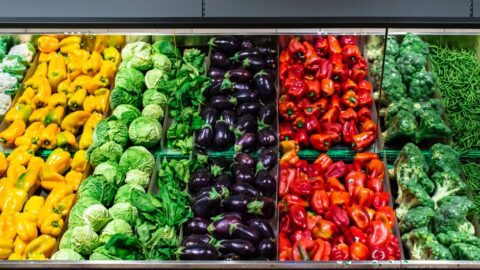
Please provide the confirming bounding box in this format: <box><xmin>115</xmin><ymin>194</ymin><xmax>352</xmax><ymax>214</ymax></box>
<box><xmin>290</xmin><ymin>204</ymin><xmax>308</xmax><ymax>229</ymax></box>
<box><xmin>332</xmin><ymin>63</ymin><xmax>348</xmax><ymax>82</ymax></box>
<box><xmin>339</xmin><ymin>108</ymin><xmax>358</xmax><ymax>124</ymax></box>
<box><xmin>327</xmin><ymin>36</ymin><xmax>342</xmax><ymax>54</ymax></box>
<box><xmin>353</xmin><ymin>186</ymin><xmax>374</xmax><ymax>207</ymax></box>
<box><xmin>341</xmin><ymin>79</ymin><xmax>358</xmax><ymax>93</ymax></box>
<box><xmin>279</xmin><ymin>101</ymin><xmax>299</xmax><ymax>121</ymax></box>
<box><xmin>367</xmin><ymin>177</ymin><xmax>384</xmax><ymax>193</ymax></box>
<box><xmin>345</xmin><ymin>226</ymin><xmax>367</xmax><ymax>245</ymax></box>
<box><xmin>304</xmin><ymin>42</ymin><xmax>323</xmax><ymax>72</ymax></box>
<box><xmin>312</xmin><ymin>239</ymin><xmax>332</xmax><ymax>261</ymax></box>
<box><xmin>320</xmin><ymin>78</ymin><xmax>335</xmax><ymax>97</ymax></box>
<box><xmin>357</xmin><ymin>80</ymin><xmax>373</xmax><ymax>93</ymax></box>
<box><xmin>366</xmin><ymin>159</ymin><xmax>385</xmax><ymax>180</ymax></box>
<box><xmin>287</xmin><ymin>63</ymin><xmax>305</xmax><ymax>80</ymax></box>
<box><xmin>321</xmin><ymin>122</ymin><xmax>343</xmax><ymax>136</ymax></box>
<box><xmin>310</xmin><ymin>176</ymin><xmax>325</xmax><ymax>191</ymax></box>
<box><xmin>375</xmin><ymin>206</ymin><xmax>395</xmax><ymax>228</ymax></box>
<box><xmin>312</xmin><ymin>219</ymin><xmax>338</xmax><ymax>241</ymax></box>
<box><xmin>314</xmin><ymin>37</ymin><xmax>329</xmax><ymax>57</ymax></box>
<box><xmin>305</xmin><ymin>80</ymin><xmax>321</xmax><ymax>101</ymax></box>
<box><xmin>352</xmin><ymin>131</ymin><xmax>376</xmax><ymax>152</ymax></box>
<box><xmin>330</xmin><ymin>191</ymin><xmax>351</xmax><ymax>207</ymax></box>
<box><xmin>372</xmin><ymin>192</ymin><xmax>390</xmax><ymax>210</ymax></box>
<box><xmin>297</xmin><ymin>98</ymin><xmax>311</xmax><ymax>110</ymax></box>
<box><xmin>292</xmin><ymin>239</ymin><xmax>316</xmax><ymax>261</ymax></box>
<box><xmin>280</xmin><ymin>214</ymin><xmax>295</xmax><ymax>233</ymax></box>
<box><xmin>330</xmin><ymin>53</ymin><xmax>343</xmax><ymax>65</ymax></box>
<box><xmin>370</xmin><ymin>246</ymin><xmax>389</xmax><ymax>260</ymax></box>
<box><xmin>307</xmin><ymin>163</ymin><xmax>324</xmax><ymax>177</ymax></box>
<box><xmin>288</xmin><ymin>37</ymin><xmax>306</xmax><ymax>60</ymax></box>
<box><xmin>290</xmin><ymin>178</ymin><xmax>313</xmax><ymax>197</ymax></box>
<box><xmin>313</xmin><ymin>98</ymin><xmax>329</xmax><ymax>114</ymax></box>
<box><xmin>311</xmin><ymin>189</ymin><xmax>330</xmax><ymax>215</ymax></box>
<box><xmin>293</xmin><ymin>115</ymin><xmax>306</xmax><ymax>129</ymax></box>
<box><xmin>348</xmin><ymin>205</ymin><xmax>371</xmax><ymax>230</ymax></box>
<box><xmin>279</xmin><ymin>167</ymin><xmax>297</xmax><ymax>197</ymax></box>
<box><xmin>290</xmin><ymin>229</ymin><xmax>313</xmax><ymax>243</ymax></box>
<box><xmin>357</xmin><ymin>107</ymin><xmax>372</xmax><ymax>122</ymax></box>
<box><xmin>326</xmin><ymin>177</ymin><xmax>346</xmax><ymax>192</ymax></box>
<box><xmin>351</xmin><ymin>60</ymin><xmax>368</xmax><ymax>82</ymax></box>
<box><xmin>342</xmin><ymin>120</ymin><xmax>358</xmax><ymax>144</ymax></box>
<box><xmin>303</xmin><ymin>41</ymin><xmax>316</xmax><ymax>60</ymax></box>
<box><xmin>365</xmin><ymin>207</ymin><xmax>376</xmax><ymax>221</ymax></box>
<box><xmin>314</xmin><ymin>153</ymin><xmax>333</xmax><ymax>171</ymax></box>
<box><xmin>310</xmin><ymin>133</ymin><xmax>333</xmax><ymax>151</ymax></box>
<box><xmin>368</xmin><ymin>220</ymin><xmax>390</xmax><ymax>247</ymax></box>
<box><xmin>315</xmin><ymin>59</ymin><xmax>333</xmax><ymax>80</ymax></box>
<box><xmin>281</xmin><ymin>194</ymin><xmax>310</xmax><ymax>211</ymax></box>
<box><xmin>342</xmin><ymin>44</ymin><xmax>362</xmax><ymax>65</ymax></box>
<box><xmin>280</xmin><ymin>122</ymin><xmax>295</xmax><ymax>141</ymax></box>
<box><xmin>353</xmin><ymin>153</ymin><xmax>378</xmax><ymax>168</ymax></box>
<box><xmin>350</xmin><ymin>242</ymin><xmax>369</xmax><ymax>260</ymax></box>
<box><xmin>279</xmin><ymin>248</ymin><xmax>293</xmax><ymax>261</ymax></box>
<box><xmin>279</xmin><ymin>232</ymin><xmax>292</xmax><ymax>251</ymax></box>
<box><xmin>345</xmin><ymin>171</ymin><xmax>366</xmax><ymax>195</ymax></box>
<box><xmin>340</xmin><ymin>36</ymin><xmax>356</xmax><ymax>46</ymax></box>
<box><xmin>279</xmin><ymin>50</ymin><xmax>291</xmax><ymax>64</ymax></box>
<box><xmin>307</xmin><ymin>212</ymin><xmax>321</xmax><ymax>230</ymax></box>
<box><xmin>288</xmin><ymin>79</ymin><xmax>308</xmax><ymax>99</ymax></box>
<box><xmin>326</xmin><ymin>205</ymin><xmax>350</xmax><ymax>230</ymax></box>
<box><xmin>331</xmin><ymin>94</ymin><xmax>342</xmax><ymax>111</ymax></box>
<box><xmin>387</xmin><ymin>234</ymin><xmax>401</xmax><ymax>260</ymax></box>
<box><xmin>357</xmin><ymin>90</ymin><xmax>373</xmax><ymax>108</ymax></box>
<box><xmin>330</xmin><ymin>243</ymin><xmax>350</xmax><ymax>260</ymax></box>
<box><xmin>341</xmin><ymin>90</ymin><xmax>359</xmax><ymax>108</ymax></box>
<box><xmin>305</xmin><ymin>116</ymin><xmax>321</xmax><ymax>134</ymax></box>
<box><xmin>326</xmin><ymin>131</ymin><xmax>341</xmax><ymax>144</ymax></box>
<box><xmin>295</xmin><ymin>128</ymin><xmax>310</xmax><ymax>148</ymax></box>
<box><xmin>304</xmin><ymin>105</ymin><xmax>321</xmax><ymax>119</ymax></box>
<box><xmin>361</xmin><ymin>118</ymin><xmax>377</xmax><ymax>133</ymax></box>
<box><xmin>295</xmin><ymin>160</ymin><xmax>309</xmax><ymax>174</ymax></box>
<box><xmin>325</xmin><ymin>161</ymin><xmax>347</xmax><ymax>179</ymax></box>
<box><xmin>280</xmin><ymin>62</ymin><xmax>289</xmax><ymax>82</ymax></box>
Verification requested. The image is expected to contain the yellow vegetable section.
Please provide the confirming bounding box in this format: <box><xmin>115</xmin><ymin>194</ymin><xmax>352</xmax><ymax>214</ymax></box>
<box><xmin>0</xmin><ymin>35</ymin><xmax>124</xmax><ymax>260</ymax></box>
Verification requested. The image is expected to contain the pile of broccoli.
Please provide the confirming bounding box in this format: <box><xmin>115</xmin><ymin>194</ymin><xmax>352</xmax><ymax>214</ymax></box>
<box><xmin>393</xmin><ymin>143</ymin><xmax>480</xmax><ymax>260</ymax></box>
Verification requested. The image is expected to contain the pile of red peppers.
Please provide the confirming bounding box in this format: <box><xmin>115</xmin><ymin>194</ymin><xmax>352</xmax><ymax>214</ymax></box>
<box><xmin>279</xmin><ymin>36</ymin><xmax>377</xmax><ymax>152</ymax></box>
<box><xmin>278</xmin><ymin>142</ymin><xmax>401</xmax><ymax>261</ymax></box>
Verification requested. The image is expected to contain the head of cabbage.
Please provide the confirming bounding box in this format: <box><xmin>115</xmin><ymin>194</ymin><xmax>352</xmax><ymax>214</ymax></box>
<box><xmin>120</xmin><ymin>42</ymin><xmax>153</xmax><ymax>71</ymax></box>
<box><xmin>88</xmin><ymin>141</ymin><xmax>124</xmax><ymax>168</ymax></box>
<box><xmin>111</xmin><ymin>104</ymin><xmax>141</xmax><ymax>126</ymax></box>
<box><xmin>124</xmin><ymin>169</ymin><xmax>151</xmax><ymax>189</ymax></box>
<box><xmin>108</xmin><ymin>202</ymin><xmax>139</xmax><ymax>226</ymax></box>
<box><xmin>151</xmin><ymin>53</ymin><xmax>171</xmax><ymax>72</ymax></box>
<box><xmin>114</xmin><ymin>183</ymin><xmax>145</xmax><ymax>204</ymax></box>
<box><xmin>51</xmin><ymin>249</ymin><xmax>84</xmax><ymax>260</ymax></box>
<box><xmin>93</xmin><ymin>161</ymin><xmax>126</xmax><ymax>185</ymax></box>
<box><xmin>109</xmin><ymin>86</ymin><xmax>142</xmax><ymax>110</ymax></box>
<box><xmin>99</xmin><ymin>219</ymin><xmax>133</xmax><ymax>244</ymax></box>
<box><xmin>144</xmin><ymin>69</ymin><xmax>168</xmax><ymax>90</ymax></box>
<box><xmin>114</xmin><ymin>68</ymin><xmax>145</xmax><ymax>94</ymax></box>
<box><xmin>77</xmin><ymin>175</ymin><xmax>116</xmax><ymax>206</ymax></box>
<box><xmin>68</xmin><ymin>197</ymin><xmax>101</xmax><ymax>228</ymax></box>
<box><xmin>142</xmin><ymin>104</ymin><xmax>164</xmax><ymax>122</ymax></box>
<box><xmin>82</xmin><ymin>204</ymin><xmax>112</xmax><ymax>232</ymax></box>
<box><xmin>142</xmin><ymin>89</ymin><xmax>167</xmax><ymax>108</ymax></box>
<box><xmin>71</xmin><ymin>225</ymin><xmax>101</xmax><ymax>256</ymax></box>
<box><xmin>128</xmin><ymin>117</ymin><xmax>162</xmax><ymax>149</ymax></box>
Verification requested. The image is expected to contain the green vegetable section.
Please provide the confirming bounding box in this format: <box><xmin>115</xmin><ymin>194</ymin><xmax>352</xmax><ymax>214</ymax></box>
<box><xmin>462</xmin><ymin>162</ymin><xmax>480</xmax><ymax>218</ymax></box>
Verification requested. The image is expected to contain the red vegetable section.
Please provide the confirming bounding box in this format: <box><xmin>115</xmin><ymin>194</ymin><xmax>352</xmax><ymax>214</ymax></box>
<box><xmin>278</xmin><ymin>149</ymin><xmax>401</xmax><ymax>261</ymax></box>
<box><xmin>279</xmin><ymin>36</ymin><xmax>376</xmax><ymax>152</ymax></box>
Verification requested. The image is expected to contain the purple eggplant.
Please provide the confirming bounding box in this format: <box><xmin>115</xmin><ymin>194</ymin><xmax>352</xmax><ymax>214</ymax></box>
<box><xmin>209</xmin><ymin>36</ymin><xmax>238</xmax><ymax>53</ymax></box>
<box><xmin>234</xmin><ymin>132</ymin><xmax>257</xmax><ymax>153</ymax></box>
<box><xmin>237</xmin><ymin>114</ymin><xmax>258</xmax><ymax>133</ymax></box>
<box><xmin>263</xmin><ymin>69</ymin><xmax>277</xmax><ymax>79</ymax></box>
<box><xmin>196</xmin><ymin>186</ymin><xmax>229</xmax><ymax>199</ymax></box>
<box><xmin>216</xmin><ymin>239</ymin><xmax>255</xmax><ymax>258</ymax></box>
<box><xmin>192</xmin><ymin>188</ymin><xmax>225</xmax><ymax>218</ymax></box>
<box><xmin>184</xmin><ymin>217</ymin><xmax>210</xmax><ymax>235</ymax></box>
<box><xmin>181</xmin><ymin>234</ymin><xmax>216</xmax><ymax>247</ymax></box>
<box><xmin>237</xmin><ymin>102</ymin><xmax>261</xmax><ymax>116</ymax></box>
<box><xmin>195</xmin><ymin>124</ymin><xmax>213</xmax><ymax>149</ymax></box>
<box><xmin>232</xmin><ymin>82</ymin><xmax>252</xmax><ymax>93</ymax></box>
<box><xmin>215</xmin><ymin>174</ymin><xmax>233</xmax><ymax>189</ymax></box>
<box><xmin>256</xmin><ymin>239</ymin><xmax>276</xmax><ymax>260</ymax></box>
<box><xmin>257</xmin><ymin>148</ymin><xmax>277</xmax><ymax>171</ymax></box>
<box><xmin>228</xmin><ymin>223</ymin><xmax>261</xmax><ymax>244</ymax></box>
<box><xmin>233</xmin><ymin>152</ymin><xmax>256</xmax><ymax>170</ymax></box>
<box><xmin>240</xmin><ymin>39</ymin><xmax>254</xmax><ymax>50</ymax></box>
<box><xmin>258</xmin><ymin>103</ymin><xmax>276</xmax><ymax>125</ymax></box>
<box><xmin>254</xmin><ymin>71</ymin><xmax>276</xmax><ymax>103</ymax></box>
<box><xmin>211</xmin><ymin>51</ymin><xmax>232</xmax><ymax>70</ymax></box>
<box><xmin>257</xmin><ymin>128</ymin><xmax>278</xmax><ymax>148</ymax></box>
<box><xmin>255</xmin><ymin>170</ymin><xmax>276</xmax><ymax>197</ymax></box>
<box><xmin>225</xmin><ymin>68</ymin><xmax>252</xmax><ymax>83</ymax></box>
<box><xmin>258</xmin><ymin>46</ymin><xmax>276</xmax><ymax>56</ymax></box>
<box><xmin>222</xmin><ymin>253</ymin><xmax>241</xmax><ymax>260</ymax></box>
<box><xmin>213</xmin><ymin>120</ymin><xmax>234</xmax><ymax>150</ymax></box>
<box><xmin>242</xmin><ymin>57</ymin><xmax>266</xmax><ymax>73</ymax></box>
<box><xmin>201</xmin><ymin>107</ymin><xmax>218</xmax><ymax>126</ymax></box>
<box><xmin>210</xmin><ymin>157</ymin><xmax>229</xmax><ymax>176</ymax></box>
<box><xmin>208</xmin><ymin>214</ymin><xmax>242</xmax><ymax>239</ymax></box>
<box><xmin>189</xmin><ymin>168</ymin><xmax>213</xmax><ymax>194</ymax></box>
<box><xmin>234</xmin><ymin>90</ymin><xmax>258</xmax><ymax>104</ymax></box>
<box><xmin>232</xmin><ymin>181</ymin><xmax>263</xmax><ymax>197</ymax></box>
<box><xmin>207</xmin><ymin>68</ymin><xmax>226</xmax><ymax>80</ymax></box>
<box><xmin>265</xmin><ymin>56</ymin><xmax>277</xmax><ymax>70</ymax></box>
<box><xmin>224</xmin><ymin>194</ymin><xmax>251</xmax><ymax>213</ymax></box>
<box><xmin>230</xmin><ymin>49</ymin><xmax>261</xmax><ymax>62</ymax></box>
<box><xmin>212</xmin><ymin>212</ymin><xmax>244</xmax><ymax>221</ymax></box>
<box><xmin>210</xmin><ymin>95</ymin><xmax>236</xmax><ymax>110</ymax></box>
<box><xmin>178</xmin><ymin>244</ymin><xmax>219</xmax><ymax>260</ymax></box>
<box><xmin>248</xmin><ymin>218</ymin><xmax>274</xmax><ymax>239</ymax></box>
<box><xmin>232</xmin><ymin>164</ymin><xmax>255</xmax><ymax>183</ymax></box>
<box><xmin>220</xmin><ymin>110</ymin><xmax>236</xmax><ymax>127</ymax></box>
<box><xmin>247</xmin><ymin>196</ymin><xmax>275</xmax><ymax>219</ymax></box>
<box><xmin>206</xmin><ymin>81</ymin><xmax>225</xmax><ymax>97</ymax></box>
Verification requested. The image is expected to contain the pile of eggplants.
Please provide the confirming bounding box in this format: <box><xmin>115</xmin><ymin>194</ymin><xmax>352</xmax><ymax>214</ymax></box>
<box><xmin>195</xmin><ymin>36</ymin><xmax>278</xmax><ymax>152</ymax></box>
<box><xmin>181</xmin><ymin>37</ymin><xmax>279</xmax><ymax>261</ymax></box>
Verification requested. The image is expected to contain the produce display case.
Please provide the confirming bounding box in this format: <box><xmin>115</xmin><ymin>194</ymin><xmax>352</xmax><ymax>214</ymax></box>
<box><xmin>0</xmin><ymin>27</ymin><xmax>480</xmax><ymax>268</ymax></box>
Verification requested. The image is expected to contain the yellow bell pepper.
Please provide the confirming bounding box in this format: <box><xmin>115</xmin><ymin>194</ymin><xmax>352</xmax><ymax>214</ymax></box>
<box><xmin>52</xmin><ymin>193</ymin><xmax>75</xmax><ymax>217</ymax></box>
<box><xmin>39</xmin><ymin>213</ymin><xmax>63</xmax><ymax>237</ymax></box>
<box><xmin>78</xmin><ymin>126</ymin><xmax>93</xmax><ymax>150</ymax></box>
<box><xmin>6</xmin><ymin>146</ymin><xmax>34</xmax><ymax>167</ymax></box>
<box><xmin>67</xmin><ymin>88</ymin><xmax>87</xmax><ymax>111</ymax></box>
<box><xmin>36</xmin><ymin>205</ymin><xmax>52</xmax><ymax>229</ymax></box>
<box><xmin>103</xmin><ymin>46</ymin><xmax>121</xmax><ymax>66</ymax></box>
<box><xmin>34</xmin><ymin>61</ymin><xmax>48</xmax><ymax>78</ymax></box>
<box><xmin>68</xmin><ymin>48</ymin><xmax>90</xmax><ymax>63</ymax></box>
<box><xmin>6</xmin><ymin>164</ymin><xmax>26</xmax><ymax>187</ymax></box>
<box><xmin>13</xmin><ymin>236</ymin><xmax>28</xmax><ymax>257</ymax></box>
<box><xmin>81</xmin><ymin>51</ymin><xmax>103</xmax><ymax>76</ymax></box>
<box><xmin>85</xmin><ymin>112</ymin><xmax>103</xmax><ymax>128</ymax></box>
<box><xmin>56</xmin><ymin>131</ymin><xmax>78</xmax><ymax>152</ymax></box>
<box><xmin>16</xmin><ymin>170</ymin><xmax>39</xmax><ymax>196</ymax></box>
<box><xmin>4</xmin><ymin>103</ymin><xmax>33</xmax><ymax>123</ymax></box>
<box><xmin>60</xmin><ymin>110</ymin><xmax>91</xmax><ymax>135</ymax></box>
<box><xmin>82</xmin><ymin>95</ymin><xmax>99</xmax><ymax>113</ymax></box>
<box><xmin>86</xmin><ymin>72</ymin><xmax>108</xmax><ymax>95</ymax></box>
<box><xmin>0</xmin><ymin>152</ymin><xmax>6</xmax><ymax>177</ymax></box>
<box><xmin>0</xmin><ymin>178</ymin><xmax>11</xmax><ymax>210</ymax></box>
<box><xmin>37</xmin><ymin>36</ymin><xmax>59</xmax><ymax>53</ymax></box>
<box><xmin>16</xmin><ymin>212</ymin><xmax>38</xmax><ymax>242</ymax></box>
<box><xmin>67</xmin><ymin>61</ymin><xmax>83</xmax><ymax>81</ymax></box>
<box><xmin>8</xmin><ymin>252</ymin><xmax>24</xmax><ymax>260</ymax></box>
<box><xmin>38</xmin><ymin>52</ymin><xmax>56</xmax><ymax>63</ymax></box>
<box><xmin>65</xmin><ymin>170</ymin><xmax>83</xmax><ymax>191</ymax></box>
<box><xmin>47</xmin><ymin>53</ymin><xmax>67</xmax><ymax>91</ymax></box>
<box><xmin>2</xmin><ymin>188</ymin><xmax>28</xmax><ymax>212</ymax></box>
<box><xmin>32</xmin><ymin>79</ymin><xmax>52</xmax><ymax>108</ymax></box>
<box><xmin>15</xmin><ymin>122</ymin><xmax>45</xmax><ymax>151</ymax></box>
<box><xmin>44</xmin><ymin>106</ymin><xmax>65</xmax><ymax>126</ymax></box>
<box><xmin>93</xmin><ymin>35</ymin><xmax>125</xmax><ymax>53</ymax></box>
<box><xmin>23</xmin><ymin>196</ymin><xmax>45</xmax><ymax>220</ymax></box>
<box><xmin>17</xmin><ymin>87</ymin><xmax>36</xmax><ymax>106</ymax></box>
<box><xmin>25</xmin><ymin>76</ymin><xmax>49</xmax><ymax>94</ymax></box>
<box><xmin>27</xmin><ymin>253</ymin><xmax>47</xmax><ymax>260</ymax></box>
<box><xmin>0</xmin><ymin>120</ymin><xmax>26</xmax><ymax>146</ymax></box>
<box><xmin>27</xmin><ymin>157</ymin><xmax>45</xmax><ymax>175</ymax></box>
<box><xmin>44</xmin><ymin>184</ymin><xmax>72</xmax><ymax>208</ymax></box>
<box><xmin>57</xmin><ymin>78</ymin><xmax>73</xmax><ymax>98</ymax></box>
<box><xmin>46</xmin><ymin>148</ymin><xmax>71</xmax><ymax>175</ymax></box>
<box><xmin>24</xmin><ymin>235</ymin><xmax>56</xmax><ymax>259</ymax></box>
<box><xmin>47</xmin><ymin>93</ymin><xmax>67</xmax><ymax>108</ymax></box>
<box><xmin>71</xmin><ymin>150</ymin><xmax>87</xmax><ymax>173</ymax></box>
<box><xmin>28</xmin><ymin>107</ymin><xmax>50</xmax><ymax>123</ymax></box>
<box><xmin>94</xmin><ymin>88</ymin><xmax>110</xmax><ymax>113</ymax></box>
<box><xmin>38</xmin><ymin>123</ymin><xmax>60</xmax><ymax>150</ymax></box>
<box><xmin>99</xmin><ymin>60</ymin><xmax>117</xmax><ymax>81</ymax></box>
<box><xmin>70</xmin><ymin>75</ymin><xmax>91</xmax><ymax>92</ymax></box>
<box><xmin>0</xmin><ymin>238</ymin><xmax>13</xmax><ymax>259</ymax></box>
<box><xmin>59</xmin><ymin>36</ymin><xmax>82</xmax><ymax>54</ymax></box>
<box><xmin>39</xmin><ymin>165</ymin><xmax>65</xmax><ymax>191</ymax></box>
<box><xmin>0</xmin><ymin>212</ymin><xmax>17</xmax><ymax>240</ymax></box>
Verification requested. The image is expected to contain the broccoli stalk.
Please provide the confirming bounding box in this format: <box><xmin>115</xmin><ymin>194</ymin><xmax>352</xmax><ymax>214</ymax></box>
<box><xmin>382</xmin><ymin>110</ymin><xmax>418</xmax><ymax>143</ymax></box>
<box><xmin>431</xmin><ymin>171</ymin><xmax>467</xmax><ymax>207</ymax></box>
<box><xmin>402</xmin><ymin>227</ymin><xmax>452</xmax><ymax>260</ymax></box>
<box><xmin>393</xmin><ymin>143</ymin><xmax>429</xmax><ymax>175</ymax></box>
<box><xmin>395</xmin><ymin>179</ymin><xmax>434</xmax><ymax>220</ymax></box>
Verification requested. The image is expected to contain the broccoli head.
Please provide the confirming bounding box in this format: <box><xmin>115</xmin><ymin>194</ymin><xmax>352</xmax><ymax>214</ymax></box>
<box><xmin>437</xmin><ymin>231</ymin><xmax>480</xmax><ymax>248</ymax></box>
<box><xmin>401</xmin><ymin>227</ymin><xmax>452</xmax><ymax>260</ymax></box>
<box><xmin>382</xmin><ymin>110</ymin><xmax>418</xmax><ymax>143</ymax></box>
<box><xmin>385</xmin><ymin>36</ymin><xmax>400</xmax><ymax>59</ymax></box>
<box><xmin>396</xmin><ymin>51</ymin><xmax>426</xmax><ymax>85</ymax></box>
<box><xmin>430</xmin><ymin>143</ymin><xmax>461</xmax><ymax>175</ymax></box>
<box><xmin>399</xmin><ymin>33</ymin><xmax>429</xmax><ymax>57</ymax></box>
<box><xmin>434</xmin><ymin>196</ymin><xmax>475</xmax><ymax>235</ymax></box>
<box><xmin>380</xmin><ymin>97</ymin><xmax>415</xmax><ymax>124</ymax></box>
<box><xmin>423</xmin><ymin>239</ymin><xmax>454</xmax><ymax>260</ymax></box>
<box><xmin>449</xmin><ymin>243</ymin><xmax>480</xmax><ymax>260</ymax></box>
<box><xmin>396</xmin><ymin>163</ymin><xmax>435</xmax><ymax>195</ymax></box>
<box><xmin>413</xmin><ymin>98</ymin><xmax>445</xmax><ymax>118</ymax></box>
<box><xmin>376</xmin><ymin>69</ymin><xmax>407</xmax><ymax>104</ymax></box>
<box><xmin>394</xmin><ymin>143</ymin><xmax>429</xmax><ymax>174</ymax></box>
<box><xmin>399</xmin><ymin>206</ymin><xmax>435</xmax><ymax>233</ymax></box>
<box><xmin>396</xmin><ymin>178</ymin><xmax>434</xmax><ymax>220</ymax></box>
<box><xmin>431</xmin><ymin>171</ymin><xmax>467</xmax><ymax>207</ymax></box>
<box><xmin>409</xmin><ymin>70</ymin><xmax>436</xmax><ymax>102</ymax></box>
<box><xmin>415</xmin><ymin>109</ymin><xmax>451</xmax><ymax>144</ymax></box>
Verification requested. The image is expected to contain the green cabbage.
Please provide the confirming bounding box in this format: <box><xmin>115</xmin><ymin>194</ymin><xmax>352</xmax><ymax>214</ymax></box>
<box><xmin>78</xmin><ymin>175</ymin><xmax>116</xmax><ymax>206</ymax></box>
<box><xmin>108</xmin><ymin>202</ymin><xmax>139</xmax><ymax>226</ymax></box>
<box><xmin>142</xmin><ymin>104</ymin><xmax>164</xmax><ymax>122</ymax></box>
<box><xmin>151</xmin><ymin>53</ymin><xmax>171</xmax><ymax>72</ymax></box>
<box><xmin>99</xmin><ymin>219</ymin><xmax>133</xmax><ymax>244</ymax></box>
<box><xmin>114</xmin><ymin>183</ymin><xmax>145</xmax><ymax>204</ymax></box>
<box><xmin>88</xmin><ymin>141</ymin><xmax>123</xmax><ymax>167</ymax></box>
<box><xmin>120</xmin><ymin>42</ymin><xmax>153</xmax><ymax>71</ymax></box>
<box><xmin>128</xmin><ymin>117</ymin><xmax>162</xmax><ymax>148</ymax></box>
<box><xmin>68</xmin><ymin>197</ymin><xmax>101</xmax><ymax>228</ymax></box>
<box><xmin>111</xmin><ymin>104</ymin><xmax>141</xmax><ymax>126</ymax></box>
<box><xmin>119</xmin><ymin>146</ymin><xmax>155</xmax><ymax>175</ymax></box>
<box><xmin>51</xmin><ymin>249</ymin><xmax>84</xmax><ymax>260</ymax></box>
<box><xmin>89</xmin><ymin>246</ymin><xmax>120</xmax><ymax>260</ymax></box>
<box><xmin>93</xmin><ymin>161</ymin><xmax>126</xmax><ymax>185</ymax></box>
<box><xmin>71</xmin><ymin>225</ymin><xmax>101</xmax><ymax>256</ymax></box>
<box><xmin>124</xmin><ymin>169</ymin><xmax>151</xmax><ymax>189</ymax></box>
<box><xmin>59</xmin><ymin>229</ymin><xmax>74</xmax><ymax>249</ymax></box>
<box><xmin>92</xmin><ymin>119</ymin><xmax>129</xmax><ymax>149</ymax></box>
<box><xmin>142</xmin><ymin>89</ymin><xmax>167</xmax><ymax>108</ymax></box>
<box><xmin>109</xmin><ymin>87</ymin><xmax>141</xmax><ymax>110</ymax></box>
<box><xmin>144</xmin><ymin>69</ymin><xmax>167</xmax><ymax>89</ymax></box>
<box><xmin>82</xmin><ymin>204</ymin><xmax>112</xmax><ymax>232</ymax></box>
<box><xmin>152</xmin><ymin>40</ymin><xmax>180</xmax><ymax>61</ymax></box>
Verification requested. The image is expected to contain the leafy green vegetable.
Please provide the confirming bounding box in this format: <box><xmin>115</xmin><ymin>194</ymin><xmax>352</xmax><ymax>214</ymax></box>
<box><xmin>119</xmin><ymin>146</ymin><xmax>155</xmax><ymax>175</ymax></box>
<box><xmin>152</xmin><ymin>40</ymin><xmax>180</xmax><ymax>62</ymax></box>
<box><xmin>82</xmin><ymin>204</ymin><xmax>112</xmax><ymax>232</ymax></box>
<box><xmin>71</xmin><ymin>225</ymin><xmax>101</xmax><ymax>256</ymax></box>
<box><xmin>93</xmin><ymin>161</ymin><xmax>126</xmax><ymax>185</ymax></box>
<box><xmin>111</xmin><ymin>104</ymin><xmax>141</xmax><ymax>126</ymax></box>
<box><xmin>51</xmin><ymin>249</ymin><xmax>84</xmax><ymax>260</ymax></box>
<box><xmin>92</xmin><ymin>118</ymin><xmax>129</xmax><ymax>149</ymax></box>
<box><xmin>105</xmin><ymin>234</ymin><xmax>143</xmax><ymax>260</ymax></box>
<box><xmin>78</xmin><ymin>175</ymin><xmax>116</xmax><ymax>206</ymax></box>
<box><xmin>68</xmin><ymin>197</ymin><xmax>101</xmax><ymax>228</ymax></box>
<box><xmin>151</xmin><ymin>53</ymin><xmax>171</xmax><ymax>72</ymax></box>
<box><xmin>128</xmin><ymin>117</ymin><xmax>162</xmax><ymax>149</ymax></box>
<box><xmin>142</xmin><ymin>89</ymin><xmax>167</xmax><ymax>108</ymax></box>
<box><xmin>59</xmin><ymin>229</ymin><xmax>74</xmax><ymax>249</ymax></box>
<box><xmin>109</xmin><ymin>87</ymin><xmax>142</xmax><ymax>110</ymax></box>
<box><xmin>100</xmin><ymin>219</ymin><xmax>133</xmax><ymax>244</ymax></box>
<box><xmin>142</xmin><ymin>104</ymin><xmax>164</xmax><ymax>122</ymax></box>
<box><xmin>114</xmin><ymin>68</ymin><xmax>145</xmax><ymax>94</ymax></box>
<box><xmin>109</xmin><ymin>202</ymin><xmax>139</xmax><ymax>226</ymax></box>
<box><xmin>124</xmin><ymin>169</ymin><xmax>151</xmax><ymax>189</ymax></box>
<box><xmin>88</xmin><ymin>141</ymin><xmax>123</xmax><ymax>168</ymax></box>
<box><xmin>120</xmin><ymin>42</ymin><xmax>153</xmax><ymax>72</ymax></box>
<box><xmin>114</xmin><ymin>183</ymin><xmax>145</xmax><ymax>204</ymax></box>
<box><xmin>145</xmin><ymin>69</ymin><xmax>168</xmax><ymax>89</ymax></box>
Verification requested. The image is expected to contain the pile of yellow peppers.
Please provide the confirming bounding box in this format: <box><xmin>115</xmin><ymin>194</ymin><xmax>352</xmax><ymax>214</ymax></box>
<box><xmin>0</xmin><ymin>35</ymin><xmax>123</xmax><ymax>260</ymax></box>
